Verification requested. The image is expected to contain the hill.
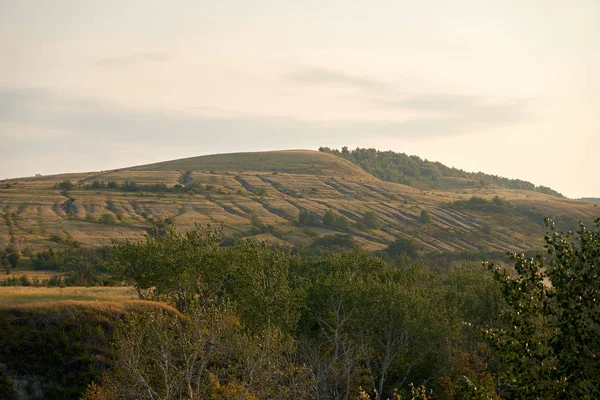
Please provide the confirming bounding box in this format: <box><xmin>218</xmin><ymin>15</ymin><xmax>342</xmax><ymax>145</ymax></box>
<box><xmin>0</xmin><ymin>150</ymin><xmax>597</xmax><ymax>254</ymax></box>
<box><xmin>319</xmin><ymin>147</ymin><xmax>564</xmax><ymax>196</ymax></box>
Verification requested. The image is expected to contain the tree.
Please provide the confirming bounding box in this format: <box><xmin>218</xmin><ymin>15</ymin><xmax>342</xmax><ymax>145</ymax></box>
<box><xmin>98</xmin><ymin>213</ymin><xmax>118</xmax><ymax>225</ymax></box>
<box><xmin>385</xmin><ymin>237</ymin><xmax>419</xmax><ymax>259</ymax></box>
<box><xmin>484</xmin><ymin>217</ymin><xmax>600</xmax><ymax>399</ymax></box>
<box><xmin>87</xmin><ymin>306</ymin><xmax>315</xmax><ymax>400</ymax></box>
<box><xmin>0</xmin><ymin>249</ymin><xmax>10</xmax><ymax>274</ymax></box>
<box><xmin>323</xmin><ymin>210</ymin><xmax>350</xmax><ymax>230</ymax></box>
<box><xmin>57</xmin><ymin>180</ymin><xmax>75</xmax><ymax>191</ymax></box>
<box><xmin>228</xmin><ymin>241</ymin><xmax>301</xmax><ymax>334</ymax></box>
<box><xmin>111</xmin><ymin>224</ymin><xmax>229</xmax><ymax>312</ymax></box>
<box><xmin>298</xmin><ymin>209</ymin><xmax>320</xmax><ymax>227</ymax></box>
<box><xmin>363</xmin><ymin>211</ymin><xmax>382</xmax><ymax>230</ymax></box>
<box><xmin>420</xmin><ymin>210</ymin><xmax>431</xmax><ymax>224</ymax></box>
<box><xmin>3</xmin><ymin>248</ymin><xmax>20</xmax><ymax>273</ymax></box>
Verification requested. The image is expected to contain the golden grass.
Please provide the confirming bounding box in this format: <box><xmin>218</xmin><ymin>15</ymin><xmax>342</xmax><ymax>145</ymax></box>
<box><xmin>1</xmin><ymin>150</ymin><xmax>598</xmax><ymax>253</ymax></box>
<box><xmin>0</xmin><ymin>286</ymin><xmax>139</xmax><ymax>305</ymax></box>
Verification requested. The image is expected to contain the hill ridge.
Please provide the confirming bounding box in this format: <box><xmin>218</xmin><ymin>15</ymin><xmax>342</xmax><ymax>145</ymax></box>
<box><xmin>0</xmin><ymin>148</ymin><xmax>597</xmax><ymax>254</ymax></box>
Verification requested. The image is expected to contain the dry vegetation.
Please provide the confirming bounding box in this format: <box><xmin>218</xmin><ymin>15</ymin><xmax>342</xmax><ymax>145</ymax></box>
<box><xmin>0</xmin><ymin>150</ymin><xmax>597</xmax><ymax>253</ymax></box>
<box><xmin>0</xmin><ymin>286</ymin><xmax>138</xmax><ymax>305</ymax></box>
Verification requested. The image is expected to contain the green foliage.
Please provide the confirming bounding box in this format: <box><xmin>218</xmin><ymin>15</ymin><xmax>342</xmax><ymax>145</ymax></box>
<box><xmin>319</xmin><ymin>147</ymin><xmax>564</xmax><ymax>196</ymax></box>
<box><xmin>249</xmin><ymin>213</ymin><xmax>273</xmax><ymax>233</ymax></box>
<box><xmin>310</xmin><ymin>233</ymin><xmax>357</xmax><ymax>251</ymax></box>
<box><xmin>0</xmin><ymin>303</ymin><xmax>171</xmax><ymax>400</ymax></box>
<box><xmin>112</xmin><ymin>224</ymin><xmax>228</xmax><ymax>311</ymax></box>
<box><xmin>98</xmin><ymin>213</ymin><xmax>118</xmax><ymax>225</ymax></box>
<box><xmin>1</xmin><ymin>248</ymin><xmax>19</xmax><ymax>274</ymax></box>
<box><xmin>323</xmin><ymin>210</ymin><xmax>350</xmax><ymax>230</ymax></box>
<box><xmin>26</xmin><ymin>247</ymin><xmax>113</xmax><ymax>286</ymax></box>
<box><xmin>445</xmin><ymin>196</ymin><xmax>515</xmax><ymax>213</ymax></box>
<box><xmin>297</xmin><ymin>251</ymin><xmax>461</xmax><ymax>399</ymax></box>
<box><xmin>297</xmin><ymin>209</ymin><xmax>321</xmax><ymax>227</ymax></box>
<box><xmin>0</xmin><ymin>366</ymin><xmax>15</xmax><ymax>399</ymax></box>
<box><xmin>484</xmin><ymin>217</ymin><xmax>600</xmax><ymax>399</ymax></box>
<box><xmin>56</xmin><ymin>180</ymin><xmax>75</xmax><ymax>191</ymax></box>
<box><xmin>90</xmin><ymin>306</ymin><xmax>315</xmax><ymax>400</ymax></box>
<box><xmin>228</xmin><ymin>241</ymin><xmax>301</xmax><ymax>333</ymax></box>
<box><xmin>383</xmin><ymin>237</ymin><xmax>420</xmax><ymax>259</ymax></box>
<box><xmin>481</xmin><ymin>222</ymin><xmax>493</xmax><ymax>235</ymax></box>
<box><xmin>86</xmin><ymin>179</ymin><xmax>202</xmax><ymax>194</ymax></box>
<box><xmin>362</xmin><ymin>211</ymin><xmax>383</xmax><ymax>230</ymax></box>
<box><xmin>420</xmin><ymin>210</ymin><xmax>431</xmax><ymax>224</ymax></box>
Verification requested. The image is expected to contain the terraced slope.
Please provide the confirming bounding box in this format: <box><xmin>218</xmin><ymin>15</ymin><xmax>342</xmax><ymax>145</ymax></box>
<box><xmin>0</xmin><ymin>150</ymin><xmax>597</xmax><ymax>253</ymax></box>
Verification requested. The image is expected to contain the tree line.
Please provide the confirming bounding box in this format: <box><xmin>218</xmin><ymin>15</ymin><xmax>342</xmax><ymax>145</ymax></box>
<box><xmin>319</xmin><ymin>147</ymin><xmax>564</xmax><ymax>197</ymax></box>
<box><xmin>83</xmin><ymin>218</ymin><xmax>599</xmax><ymax>399</ymax></box>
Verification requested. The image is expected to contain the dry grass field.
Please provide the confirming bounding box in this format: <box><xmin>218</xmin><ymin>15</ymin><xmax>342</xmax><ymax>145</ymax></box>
<box><xmin>1</xmin><ymin>150</ymin><xmax>597</xmax><ymax>253</ymax></box>
<box><xmin>0</xmin><ymin>286</ymin><xmax>139</xmax><ymax>305</ymax></box>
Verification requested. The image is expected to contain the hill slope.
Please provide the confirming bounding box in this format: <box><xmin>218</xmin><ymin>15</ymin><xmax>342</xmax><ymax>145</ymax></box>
<box><xmin>0</xmin><ymin>150</ymin><xmax>597</xmax><ymax>254</ymax></box>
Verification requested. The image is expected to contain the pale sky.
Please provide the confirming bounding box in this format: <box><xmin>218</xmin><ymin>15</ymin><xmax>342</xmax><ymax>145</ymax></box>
<box><xmin>1</xmin><ymin>0</ymin><xmax>599</xmax><ymax>198</ymax></box>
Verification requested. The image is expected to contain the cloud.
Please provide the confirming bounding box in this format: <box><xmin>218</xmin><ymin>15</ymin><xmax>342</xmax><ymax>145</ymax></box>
<box><xmin>377</xmin><ymin>93</ymin><xmax>531</xmax><ymax>126</ymax></box>
<box><xmin>0</xmin><ymin>86</ymin><xmax>476</xmax><ymax>143</ymax></box>
<box><xmin>286</xmin><ymin>67</ymin><xmax>534</xmax><ymax>126</ymax></box>
<box><xmin>0</xmin><ymin>84</ymin><xmax>532</xmax><ymax>173</ymax></box>
<box><xmin>287</xmin><ymin>67</ymin><xmax>388</xmax><ymax>93</ymax></box>
<box><xmin>96</xmin><ymin>52</ymin><xmax>170</xmax><ymax>67</ymax></box>
<box><xmin>0</xmin><ymin>85</ymin><xmax>536</xmax><ymax>179</ymax></box>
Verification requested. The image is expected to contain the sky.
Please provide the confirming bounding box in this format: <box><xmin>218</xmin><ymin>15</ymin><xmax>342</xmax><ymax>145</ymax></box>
<box><xmin>1</xmin><ymin>0</ymin><xmax>599</xmax><ymax>198</ymax></box>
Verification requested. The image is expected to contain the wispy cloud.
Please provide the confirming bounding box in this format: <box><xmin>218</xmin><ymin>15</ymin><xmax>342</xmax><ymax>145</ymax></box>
<box><xmin>96</xmin><ymin>52</ymin><xmax>171</xmax><ymax>67</ymax></box>
<box><xmin>376</xmin><ymin>93</ymin><xmax>531</xmax><ymax>125</ymax></box>
<box><xmin>0</xmin><ymin>86</ymin><xmax>490</xmax><ymax>143</ymax></box>
<box><xmin>287</xmin><ymin>67</ymin><xmax>388</xmax><ymax>93</ymax></box>
<box><xmin>0</xmin><ymin>85</ymin><xmax>534</xmax><ymax>179</ymax></box>
<box><xmin>286</xmin><ymin>67</ymin><xmax>534</xmax><ymax>126</ymax></box>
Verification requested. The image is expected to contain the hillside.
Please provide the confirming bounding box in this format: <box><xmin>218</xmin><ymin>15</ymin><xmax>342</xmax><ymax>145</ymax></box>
<box><xmin>319</xmin><ymin>147</ymin><xmax>564</xmax><ymax>196</ymax></box>
<box><xmin>0</xmin><ymin>150</ymin><xmax>597</xmax><ymax>254</ymax></box>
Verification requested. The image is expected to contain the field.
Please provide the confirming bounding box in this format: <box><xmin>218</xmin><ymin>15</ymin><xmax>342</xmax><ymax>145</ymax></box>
<box><xmin>0</xmin><ymin>286</ymin><xmax>138</xmax><ymax>305</ymax></box>
<box><xmin>0</xmin><ymin>150</ymin><xmax>598</xmax><ymax>253</ymax></box>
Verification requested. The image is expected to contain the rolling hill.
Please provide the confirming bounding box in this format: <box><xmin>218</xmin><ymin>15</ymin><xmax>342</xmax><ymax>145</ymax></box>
<box><xmin>1</xmin><ymin>150</ymin><xmax>597</xmax><ymax>254</ymax></box>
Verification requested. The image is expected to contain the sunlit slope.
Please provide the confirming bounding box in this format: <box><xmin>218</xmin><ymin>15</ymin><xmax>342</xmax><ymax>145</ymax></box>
<box><xmin>126</xmin><ymin>150</ymin><xmax>376</xmax><ymax>180</ymax></box>
<box><xmin>0</xmin><ymin>150</ymin><xmax>597</xmax><ymax>253</ymax></box>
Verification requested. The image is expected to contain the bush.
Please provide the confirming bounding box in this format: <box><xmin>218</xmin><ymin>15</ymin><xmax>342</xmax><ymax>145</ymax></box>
<box><xmin>98</xmin><ymin>214</ymin><xmax>118</xmax><ymax>225</ymax></box>
<box><xmin>420</xmin><ymin>210</ymin><xmax>431</xmax><ymax>224</ymax></box>
<box><xmin>362</xmin><ymin>211</ymin><xmax>382</xmax><ymax>230</ymax></box>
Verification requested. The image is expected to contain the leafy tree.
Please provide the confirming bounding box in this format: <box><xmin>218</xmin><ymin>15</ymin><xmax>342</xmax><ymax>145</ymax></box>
<box><xmin>98</xmin><ymin>213</ymin><xmax>118</xmax><ymax>225</ymax></box>
<box><xmin>4</xmin><ymin>248</ymin><xmax>20</xmax><ymax>273</ymax></box>
<box><xmin>323</xmin><ymin>210</ymin><xmax>350</xmax><ymax>230</ymax></box>
<box><xmin>384</xmin><ymin>237</ymin><xmax>420</xmax><ymax>259</ymax></box>
<box><xmin>57</xmin><ymin>180</ymin><xmax>75</xmax><ymax>191</ymax></box>
<box><xmin>484</xmin><ymin>217</ymin><xmax>600</xmax><ymax>399</ymax></box>
<box><xmin>420</xmin><ymin>210</ymin><xmax>431</xmax><ymax>224</ymax></box>
<box><xmin>111</xmin><ymin>224</ymin><xmax>229</xmax><ymax>312</ymax></box>
<box><xmin>298</xmin><ymin>251</ymin><xmax>456</xmax><ymax>399</ymax></box>
<box><xmin>363</xmin><ymin>211</ymin><xmax>383</xmax><ymax>230</ymax></box>
<box><xmin>86</xmin><ymin>306</ymin><xmax>315</xmax><ymax>400</ymax></box>
<box><xmin>319</xmin><ymin>147</ymin><xmax>564</xmax><ymax>197</ymax></box>
<box><xmin>298</xmin><ymin>209</ymin><xmax>320</xmax><ymax>227</ymax></box>
<box><xmin>310</xmin><ymin>234</ymin><xmax>357</xmax><ymax>251</ymax></box>
<box><xmin>228</xmin><ymin>241</ymin><xmax>301</xmax><ymax>333</ymax></box>
<box><xmin>0</xmin><ymin>249</ymin><xmax>10</xmax><ymax>274</ymax></box>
